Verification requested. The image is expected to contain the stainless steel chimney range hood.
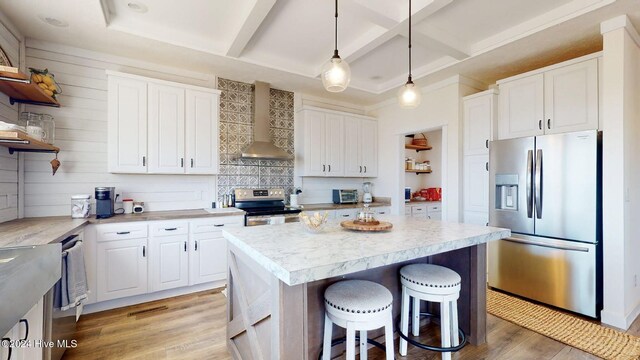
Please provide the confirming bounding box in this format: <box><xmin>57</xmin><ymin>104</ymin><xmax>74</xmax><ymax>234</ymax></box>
<box><xmin>238</xmin><ymin>81</ymin><xmax>293</xmax><ymax>160</ymax></box>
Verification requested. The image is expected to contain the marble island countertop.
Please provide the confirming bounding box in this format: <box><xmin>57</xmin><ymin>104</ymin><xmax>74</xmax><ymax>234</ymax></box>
<box><xmin>223</xmin><ymin>216</ymin><xmax>510</xmax><ymax>286</ymax></box>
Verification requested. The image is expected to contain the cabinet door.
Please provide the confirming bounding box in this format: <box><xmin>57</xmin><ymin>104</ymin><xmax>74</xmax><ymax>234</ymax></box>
<box><xmin>411</xmin><ymin>205</ymin><xmax>427</xmax><ymax>217</ymax></box>
<box><xmin>464</xmin><ymin>155</ymin><xmax>489</xmax><ymax>213</ymax></box>
<box><xmin>148</xmin><ymin>83</ymin><xmax>185</xmax><ymax>174</ymax></box>
<box><xmin>303</xmin><ymin>111</ymin><xmax>326</xmax><ymax>176</ymax></box>
<box><xmin>96</xmin><ymin>238</ymin><xmax>148</xmax><ymax>302</ymax></box>
<box><xmin>18</xmin><ymin>299</ymin><xmax>43</xmax><ymax>360</ymax></box>
<box><xmin>498</xmin><ymin>74</ymin><xmax>544</xmax><ymax>140</ymax></box>
<box><xmin>186</xmin><ymin>90</ymin><xmax>219</xmax><ymax>174</ymax></box>
<box><xmin>343</xmin><ymin>117</ymin><xmax>362</xmax><ymax>177</ymax></box>
<box><xmin>360</xmin><ymin>119</ymin><xmax>378</xmax><ymax>177</ymax></box>
<box><xmin>324</xmin><ymin>114</ymin><xmax>345</xmax><ymax>176</ymax></box>
<box><xmin>374</xmin><ymin>207</ymin><xmax>390</xmax><ymax>215</ymax></box>
<box><xmin>150</xmin><ymin>235</ymin><xmax>190</xmax><ymax>292</ymax></box>
<box><xmin>108</xmin><ymin>76</ymin><xmax>147</xmax><ymax>173</ymax></box>
<box><xmin>427</xmin><ymin>211</ymin><xmax>442</xmax><ymax>220</ymax></box>
<box><xmin>189</xmin><ymin>233</ymin><xmax>227</xmax><ymax>285</ymax></box>
<box><xmin>464</xmin><ymin>95</ymin><xmax>493</xmax><ymax>155</ymax></box>
<box><xmin>335</xmin><ymin>209</ymin><xmax>356</xmax><ymax>219</ymax></box>
<box><xmin>544</xmin><ymin>59</ymin><xmax>598</xmax><ymax>134</ymax></box>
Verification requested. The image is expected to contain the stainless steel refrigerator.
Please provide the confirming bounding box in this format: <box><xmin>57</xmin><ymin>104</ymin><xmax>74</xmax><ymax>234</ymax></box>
<box><xmin>488</xmin><ymin>130</ymin><xmax>602</xmax><ymax>318</ymax></box>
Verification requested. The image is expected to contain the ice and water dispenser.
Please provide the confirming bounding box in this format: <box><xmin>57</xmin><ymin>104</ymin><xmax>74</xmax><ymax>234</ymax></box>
<box><xmin>495</xmin><ymin>174</ymin><xmax>518</xmax><ymax>211</ymax></box>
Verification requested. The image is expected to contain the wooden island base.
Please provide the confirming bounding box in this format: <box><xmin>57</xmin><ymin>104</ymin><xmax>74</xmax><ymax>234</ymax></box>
<box><xmin>226</xmin><ymin>242</ymin><xmax>487</xmax><ymax>360</ymax></box>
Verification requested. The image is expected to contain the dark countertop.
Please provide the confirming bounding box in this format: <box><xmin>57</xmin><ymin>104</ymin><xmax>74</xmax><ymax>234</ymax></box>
<box><xmin>298</xmin><ymin>201</ymin><xmax>391</xmax><ymax>211</ymax></box>
<box><xmin>0</xmin><ymin>208</ymin><xmax>246</xmax><ymax>249</ymax></box>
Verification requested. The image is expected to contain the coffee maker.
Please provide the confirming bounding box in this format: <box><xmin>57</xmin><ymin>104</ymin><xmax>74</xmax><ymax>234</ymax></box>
<box><xmin>95</xmin><ymin>187</ymin><xmax>116</xmax><ymax>219</ymax></box>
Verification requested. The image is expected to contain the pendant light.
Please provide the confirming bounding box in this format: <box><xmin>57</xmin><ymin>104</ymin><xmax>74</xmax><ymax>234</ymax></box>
<box><xmin>398</xmin><ymin>0</ymin><xmax>422</xmax><ymax>108</ymax></box>
<box><xmin>321</xmin><ymin>0</ymin><xmax>351</xmax><ymax>92</ymax></box>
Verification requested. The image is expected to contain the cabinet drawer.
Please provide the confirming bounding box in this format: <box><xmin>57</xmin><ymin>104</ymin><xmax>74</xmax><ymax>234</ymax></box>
<box><xmin>411</xmin><ymin>206</ymin><xmax>426</xmax><ymax>215</ymax></box>
<box><xmin>190</xmin><ymin>216</ymin><xmax>244</xmax><ymax>234</ymax></box>
<box><xmin>97</xmin><ymin>223</ymin><xmax>148</xmax><ymax>242</ymax></box>
<box><xmin>427</xmin><ymin>204</ymin><xmax>440</xmax><ymax>211</ymax></box>
<box><xmin>374</xmin><ymin>207</ymin><xmax>390</xmax><ymax>215</ymax></box>
<box><xmin>150</xmin><ymin>222</ymin><xmax>189</xmax><ymax>237</ymax></box>
<box><xmin>404</xmin><ymin>206</ymin><xmax>412</xmax><ymax>216</ymax></box>
<box><xmin>335</xmin><ymin>209</ymin><xmax>356</xmax><ymax>219</ymax></box>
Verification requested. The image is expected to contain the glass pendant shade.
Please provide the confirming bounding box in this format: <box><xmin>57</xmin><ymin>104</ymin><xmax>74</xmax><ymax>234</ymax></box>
<box><xmin>397</xmin><ymin>80</ymin><xmax>422</xmax><ymax>109</ymax></box>
<box><xmin>322</xmin><ymin>56</ymin><xmax>351</xmax><ymax>92</ymax></box>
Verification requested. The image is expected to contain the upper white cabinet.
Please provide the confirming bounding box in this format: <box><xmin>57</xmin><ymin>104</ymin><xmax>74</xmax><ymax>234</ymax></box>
<box><xmin>107</xmin><ymin>71</ymin><xmax>220</xmax><ymax>174</ymax></box>
<box><xmin>148</xmin><ymin>84</ymin><xmax>186</xmax><ymax>174</ymax></box>
<box><xmin>296</xmin><ymin>108</ymin><xmax>377</xmax><ymax>178</ymax></box>
<box><xmin>464</xmin><ymin>91</ymin><xmax>496</xmax><ymax>155</ymax></box>
<box><xmin>497</xmin><ymin>57</ymin><xmax>599</xmax><ymax>140</ymax></box>
<box><xmin>107</xmin><ymin>76</ymin><xmax>148</xmax><ymax>173</ymax></box>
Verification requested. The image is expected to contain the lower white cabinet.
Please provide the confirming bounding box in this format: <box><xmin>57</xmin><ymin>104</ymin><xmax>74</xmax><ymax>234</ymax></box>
<box><xmin>335</xmin><ymin>209</ymin><xmax>357</xmax><ymax>219</ymax></box>
<box><xmin>96</xmin><ymin>237</ymin><xmax>148</xmax><ymax>302</ymax></box>
<box><xmin>1</xmin><ymin>299</ymin><xmax>44</xmax><ymax>360</ymax></box>
<box><xmin>374</xmin><ymin>207</ymin><xmax>390</xmax><ymax>215</ymax></box>
<box><xmin>149</xmin><ymin>231</ymin><xmax>190</xmax><ymax>292</ymax></box>
<box><xmin>426</xmin><ymin>204</ymin><xmax>442</xmax><ymax>220</ymax></box>
<box><xmin>189</xmin><ymin>233</ymin><xmax>226</xmax><ymax>285</ymax></box>
<box><xmin>405</xmin><ymin>203</ymin><xmax>442</xmax><ymax>220</ymax></box>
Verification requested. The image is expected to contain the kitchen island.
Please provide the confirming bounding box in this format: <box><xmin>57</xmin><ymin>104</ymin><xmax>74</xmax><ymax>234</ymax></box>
<box><xmin>222</xmin><ymin>216</ymin><xmax>510</xmax><ymax>360</ymax></box>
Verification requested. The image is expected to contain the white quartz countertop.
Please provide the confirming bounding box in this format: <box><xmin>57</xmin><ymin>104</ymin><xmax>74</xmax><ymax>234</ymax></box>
<box><xmin>223</xmin><ymin>216</ymin><xmax>510</xmax><ymax>286</ymax></box>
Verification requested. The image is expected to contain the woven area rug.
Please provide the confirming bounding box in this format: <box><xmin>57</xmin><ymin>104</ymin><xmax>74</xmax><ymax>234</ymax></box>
<box><xmin>487</xmin><ymin>289</ymin><xmax>640</xmax><ymax>360</ymax></box>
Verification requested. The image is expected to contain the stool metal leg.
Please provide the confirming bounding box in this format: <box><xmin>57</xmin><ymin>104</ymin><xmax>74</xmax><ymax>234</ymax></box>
<box><xmin>440</xmin><ymin>301</ymin><xmax>451</xmax><ymax>360</ymax></box>
<box><xmin>385</xmin><ymin>311</ymin><xmax>395</xmax><ymax>360</ymax></box>
<box><xmin>412</xmin><ymin>296</ymin><xmax>421</xmax><ymax>336</ymax></box>
<box><xmin>399</xmin><ymin>286</ymin><xmax>410</xmax><ymax>356</ymax></box>
<box><xmin>346</xmin><ymin>323</ymin><xmax>356</xmax><ymax>360</ymax></box>
<box><xmin>451</xmin><ymin>300</ymin><xmax>459</xmax><ymax>347</ymax></box>
<box><xmin>360</xmin><ymin>330</ymin><xmax>368</xmax><ymax>360</ymax></box>
<box><xmin>322</xmin><ymin>313</ymin><xmax>333</xmax><ymax>360</ymax></box>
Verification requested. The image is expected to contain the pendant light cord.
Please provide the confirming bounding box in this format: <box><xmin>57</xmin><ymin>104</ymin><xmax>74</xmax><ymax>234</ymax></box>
<box><xmin>408</xmin><ymin>0</ymin><xmax>413</xmax><ymax>82</ymax></box>
<box><xmin>333</xmin><ymin>0</ymin><xmax>339</xmax><ymax>58</ymax></box>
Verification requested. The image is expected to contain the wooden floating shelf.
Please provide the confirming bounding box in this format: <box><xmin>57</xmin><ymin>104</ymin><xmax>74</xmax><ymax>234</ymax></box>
<box><xmin>405</xmin><ymin>144</ymin><xmax>432</xmax><ymax>152</ymax></box>
<box><xmin>0</xmin><ymin>131</ymin><xmax>60</xmax><ymax>154</ymax></box>
<box><xmin>0</xmin><ymin>70</ymin><xmax>60</xmax><ymax>107</ymax></box>
<box><xmin>406</xmin><ymin>170</ymin><xmax>432</xmax><ymax>175</ymax></box>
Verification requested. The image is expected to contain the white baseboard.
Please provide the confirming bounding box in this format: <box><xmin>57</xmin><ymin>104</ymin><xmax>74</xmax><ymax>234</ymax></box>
<box><xmin>600</xmin><ymin>308</ymin><xmax>629</xmax><ymax>330</ymax></box>
<box><xmin>82</xmin><ymin>280</ymin><xmax>226</xmax><ymax>314</ymax></box>
<box><xmin>625</xmin><ymin>301</ymin><xmax>640</xmax><ymax>329</ymax></box>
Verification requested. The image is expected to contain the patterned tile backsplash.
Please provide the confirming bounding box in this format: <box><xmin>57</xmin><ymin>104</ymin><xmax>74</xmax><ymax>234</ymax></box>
<box><xmin>217</xmin><ymin>78</ymin><xmax>295</xmax><ymax>202</ymax></box>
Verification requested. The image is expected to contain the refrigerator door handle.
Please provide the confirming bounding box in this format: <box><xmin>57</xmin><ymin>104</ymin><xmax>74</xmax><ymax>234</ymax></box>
<box><xmin>526</xmin><ymin>150</ymin><xmax>533</xmax><ymax>218</ymax></box>
<box><xmin>503</xmin><ymin>237</ymin><xmax>590</xmax><ymax>252</ymax></box>
<box><xmin>535</xmin><ymin>149</ymin><xmax>543</xmax><ymax>219</ymax></box>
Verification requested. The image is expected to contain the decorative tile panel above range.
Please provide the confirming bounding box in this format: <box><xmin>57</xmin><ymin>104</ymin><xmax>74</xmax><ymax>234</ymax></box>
<box><xmin>217</xmin><ymin>78</ymin><xmax>294</xmax><ymax>201</ymax></box>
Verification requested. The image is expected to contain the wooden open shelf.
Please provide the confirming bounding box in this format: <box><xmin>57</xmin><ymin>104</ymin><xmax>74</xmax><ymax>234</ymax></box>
<box><xmin>0</xmin><ymin>131</ymin><xmax>59</xmax><ymax>154</ymax></box>
<box><xmin>0</xmin><ymin>70</ymin><xmax>60</xmax><ymax>107</ymax></box>
<box><xmin>405</xmin><ymin>144</ymin><xmax>432</xmax><ymax>152</ymax></box>
<box><xmin>406</xmin><ymin>170</ymin><xmax>432</xmax><ymax>175</ymax></box>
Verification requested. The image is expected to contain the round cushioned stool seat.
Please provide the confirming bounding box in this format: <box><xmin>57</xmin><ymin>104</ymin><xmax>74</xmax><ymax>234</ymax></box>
<box><xmin>400</xmin><ymin>264</ymin><xmax>461</xmax><ymax>295</ymax></box>
<box><xmin>324</xmin><ymin>280</ymin><xmax>393</xmax><ymax>318</ymax></box>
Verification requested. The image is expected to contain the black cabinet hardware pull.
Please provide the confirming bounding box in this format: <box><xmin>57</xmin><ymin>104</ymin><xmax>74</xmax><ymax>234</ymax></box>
<box><xmin>195</xmin><ymin>241</ymin><xmax>198</xmax><ymax>251</ymax></box>
<box><xmin>486</xmin><ymin>139</ymin><xmax>489</xmax><ymax>148</ymax></box>
<box><xmin>323</xmin><ymin>164</ymin><xmax>326</xmax><ymax>172</ymax></box>
<box><xmin>360</xmin><ymin>166</ymin><xmax>362</xmax><ymax>173</ymax></box>
<box><xmin>184</xmin><ymin>242</ymin><xmax>187</xmax><ymax>252</ymax></box>
<box><xmin>328</xmin><ymin>164</ymin><xmax>331</xmax><ymax>172</ymax></box>
<box><xmin>181</xmin><ymin>158</ymin><xmax>184</xmax><ymax>168</ymax></box>
<box><xmin>117</xmin><ymin>231</ymin><xmax>130</xmax><ymax>235</ymax></box>
<box><xmin>364</xmin><ymin>166</ymin><xmax>367</xmax><ymax>173</ymax></box>
<box><xmin>191</xmin><ymin>158</ymin><xmax>194</xmax><ymax>168</ymax></box>
<box><xmin>486</xmin><ymin>162</ymin><xmax>489</xmax><ymax>171</ymax></box>
<box><xmin>214</xmin><ymin>224</ymin><xmax>224</xmax><ymax>227</ymax></box>
<box><xmin>142</xmin><ymin>246</ymin><xmax>146</xmax><ymax>257</ymax></box>
<box><xmin>342</xmin><ymin>214</ymin><xmax>349</xmax><ymax>217</ymax></box>
<box><xmin>538</xmin><ymin>120</ymin><xmax>542</xmax><ymax>130</ymax></box>
<box><xmin>2</xmin><ymin>338</ymin><xmax>11</xmax><ymax>360</ymax></box>
<box><xmin>547</xmin><ymin>119</ymin><xmax>551</xmax><ymax>129</ymax></box>
<box><xmin>142</xmin><ymin>156</ymin><xmax>146</xmax><ymax>166</ymax></box>
<box><xmin>164</xmin><ymin>228</ymin><xmax>177</xmax><ymax>231</ymax></box>
<box><xmin>19</xmin><ymin>319</ymin><xmax>28</xmax><ymax>341</ymax></box>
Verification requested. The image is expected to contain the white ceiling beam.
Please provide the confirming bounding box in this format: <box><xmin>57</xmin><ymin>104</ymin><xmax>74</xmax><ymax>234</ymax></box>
<box><xmin>400</xmin><ymin>28</ymin><xmax>470</xmax><ymax>60</ymax></box>
<box><xmin>342</xmin><ymin>0</ymin><xmax>401</xmax><ymax>29</ymax></box>
<box><xmin>341</xmin><ymin>0</ymin><xmax>453</xmax><ymax>64</ymax></box>
<box><xmin>226</xmin><ymin>0</ymin><xmax>278</xmax><ymax>58</ymax></box>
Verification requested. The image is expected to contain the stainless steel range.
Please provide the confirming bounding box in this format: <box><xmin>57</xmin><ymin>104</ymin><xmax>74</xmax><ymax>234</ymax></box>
<box><xmin>234</xmin><ymin>188</ymin><xmax>301</xmax><ymax>226</ymax></box>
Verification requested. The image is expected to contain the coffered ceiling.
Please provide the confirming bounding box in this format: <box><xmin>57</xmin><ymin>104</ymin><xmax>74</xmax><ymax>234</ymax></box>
<box><xmin>0</xmin><ymin>0</ymin><xmax>639</xmax><ymax>105</ymax></box>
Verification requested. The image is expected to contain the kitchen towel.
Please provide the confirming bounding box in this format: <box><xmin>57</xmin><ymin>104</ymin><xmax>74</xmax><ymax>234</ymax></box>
<box><xmin>55</xmin><ymin>241</ymin><xmax>88</xmax><ymax>311</ymax></box>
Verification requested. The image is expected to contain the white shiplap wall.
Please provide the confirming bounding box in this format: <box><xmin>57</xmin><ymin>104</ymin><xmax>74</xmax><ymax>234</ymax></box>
<box><xmin>23</xmin><ymin>41</ymin><xmax>217</xmax><ymax>217</ymax></box>
<box><xmin>298</xmin><ymin>177</ymin><xmax>367</xmax><ymax>204</ymax></box>
<box><xmin>0</xmin><ymin>19</ymin><xmax>21</xmax><ymax>223</ymax></box>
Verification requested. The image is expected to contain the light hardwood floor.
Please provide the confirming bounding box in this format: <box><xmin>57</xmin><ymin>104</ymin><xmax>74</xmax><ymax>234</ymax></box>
<box><xmin>63</xmin><ymin>289</ymin><xmax>638</xmax><ymax>360</ymax></box>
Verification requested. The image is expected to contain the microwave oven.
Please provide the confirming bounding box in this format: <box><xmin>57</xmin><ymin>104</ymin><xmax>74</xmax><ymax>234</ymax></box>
<box><xmin>333</xmin><ymin>189</ymin><xmax>358</xmax><ymax>204</ymax></box>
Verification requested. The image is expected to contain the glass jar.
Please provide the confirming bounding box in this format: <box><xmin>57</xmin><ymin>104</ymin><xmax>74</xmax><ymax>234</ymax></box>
<box><xmin>40</xmin><ymin>114</ymin><xmax>55</xmax><ymax>144</ymax></box>
<box><xmin>71</xmin><ymin>194</ymin><xmax>91</xmax><ymax>218</ymax></box>
<box><xmin>19</xmin><ymin>112</ymin><xmax>39</xmax><ymax>128</ymax></box>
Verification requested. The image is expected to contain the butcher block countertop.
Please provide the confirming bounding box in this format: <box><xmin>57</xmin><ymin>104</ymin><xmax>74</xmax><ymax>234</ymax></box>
<box><xmin>0</xmin><ymin>208</ymin><xmax>246</xmax><ymax>249</ymax></box>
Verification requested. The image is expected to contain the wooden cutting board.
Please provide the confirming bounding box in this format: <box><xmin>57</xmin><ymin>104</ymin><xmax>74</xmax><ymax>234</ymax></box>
<box><xmin>340</xmin><ymin>220</ymin><xmax>393</xmax><ymax>232</ymax></box>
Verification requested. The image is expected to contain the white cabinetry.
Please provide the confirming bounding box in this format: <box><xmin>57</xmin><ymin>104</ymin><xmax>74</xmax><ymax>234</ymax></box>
<box><xmin>297</xmin><ymin>108</ymin><xmax>377</xmax><ymax>178</ymax></box>
<box><xmin>148</xmin><ymin>84</ymin><xmax>185</xmax><ymax>174</ymax></box>
<box><xmin>107</xmin><ymin>71</ymin><xmax>220</xmax><ymax>175</ymax></box>
<box><xmin>189</xmin><ymin>216</ymin><xmax>243</xmax><ymax>285</ymax></box>
<box><xmin>462</xmin><ymin>90</ymin><xmax>495</xmax><ymax>226</ymax></box>
<box><xmin>426</xmin><ymin>204</ymin><xmax>442</xmax><ymax>220</ymax></box>
<box><xmin>149</xmin><ymin>222</ymin><xmax>189</xmax><ymax>292</ymax></box>
<box><xmin>404</xmin><ymin>203</ymin><xmax>442</xmax><ymax>219</ymax></box>
<box><xmin>107</xmin><ymin>76</ymin><xmax>147</xmax><ymax>173</ymax></box>
<box><xmin>96</xmin><ymin>228</ymin><xmax>148</xmax><ymax>302</ymax></box>
<box><xmin>1</xmin><ymin>299</ymin><xmax>44</xmax><ymax>360</ymax></box>
<box><xmin>497</xmin><ymin>57</ymin><xmax>598</xmax><ymax>140</ymax></box>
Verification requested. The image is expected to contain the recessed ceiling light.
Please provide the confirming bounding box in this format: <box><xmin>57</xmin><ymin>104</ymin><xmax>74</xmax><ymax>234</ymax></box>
<box><xmin>38</xmin><ymin>15</ymin><xmax>68</xmax><ymax>27</ymax></box>
<box><xmin>127</xmin><ymin>2</ymin><xmax>148</xmax><ymax>13</ymax></box>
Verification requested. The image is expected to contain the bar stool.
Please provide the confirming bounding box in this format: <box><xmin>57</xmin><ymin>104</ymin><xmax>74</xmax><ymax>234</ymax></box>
<box><xmin>399</xmin><ymin>264</ymin><xmax>462</xmax><ymax>360</ymax></box>
<box><xmin>322</xmin><ymin>280</ymin><xmax>395</xmax><ymax>360</ymax></box>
